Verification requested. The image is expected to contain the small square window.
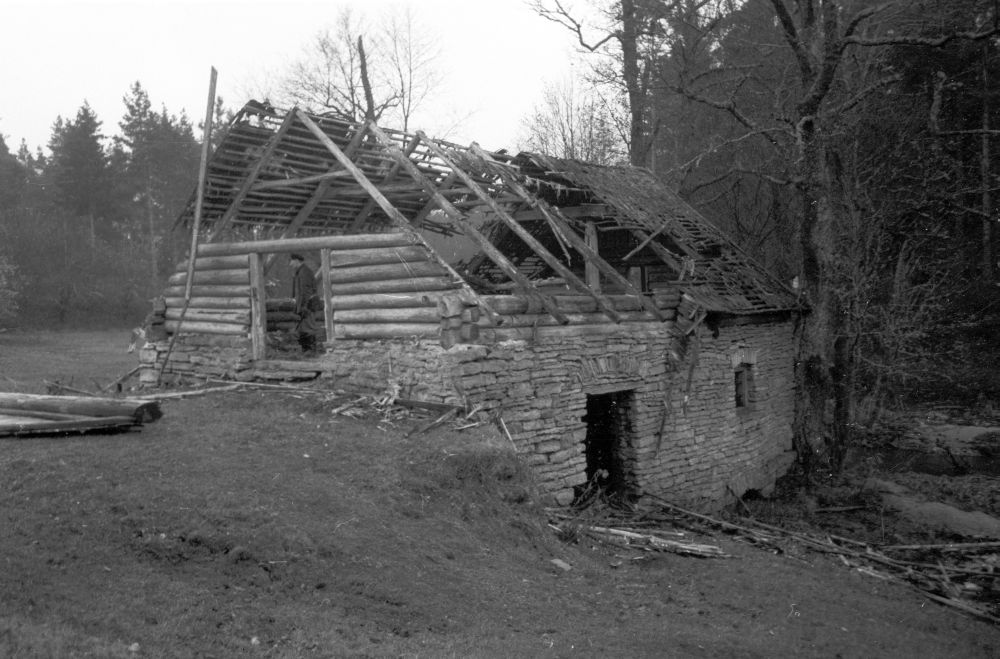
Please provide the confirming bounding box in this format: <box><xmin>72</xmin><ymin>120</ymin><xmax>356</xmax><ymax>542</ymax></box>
<box><xmin>735</xmin><ymin>364</ymin><xmax>755</xmax><ymax>408</ymax></box>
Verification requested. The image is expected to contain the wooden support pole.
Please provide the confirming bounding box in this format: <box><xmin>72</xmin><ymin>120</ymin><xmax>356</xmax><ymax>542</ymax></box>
<box><xmin>249</xmin><ymin>252</ymin><xmax>266</xmax><ymax>360</ymax></box>
<box><xmin>320</xmin><ymin>248</ymin><xmax>334</xmax><ymax>343</ymax></box>
<box><xmin>159</xmin><ymin>66</ymin><xmax>217</xmax><ymax>385</ymax></box>
<box><xmin>585</xmin><ymin>221</ymin><xmax>601</xmax><ymax>292</ymax></box>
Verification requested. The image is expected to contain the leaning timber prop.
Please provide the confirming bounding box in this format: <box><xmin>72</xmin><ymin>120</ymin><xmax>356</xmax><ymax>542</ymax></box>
<box><xmin>159</xmin><ymin>66</ymin><xmax>217</xmax><ymax>385</ymax></box>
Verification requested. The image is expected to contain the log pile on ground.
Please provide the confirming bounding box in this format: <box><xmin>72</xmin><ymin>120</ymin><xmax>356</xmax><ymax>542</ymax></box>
<box><xmin>0</xmin><ymin>392</ymin><xmax>163</xmax><ymax>437</ymax></box>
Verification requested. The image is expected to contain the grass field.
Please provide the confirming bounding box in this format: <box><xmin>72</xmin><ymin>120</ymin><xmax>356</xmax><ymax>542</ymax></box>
<box><xmin>1</xmin><ymin>329</ymin><xmax>999</xmax><ymax>657</ymax></box>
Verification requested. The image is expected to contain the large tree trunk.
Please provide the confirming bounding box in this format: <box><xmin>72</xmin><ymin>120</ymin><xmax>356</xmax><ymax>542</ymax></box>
<box><xmin>620</xmin><ymin>0</ymin><xmax>649</xmax><ymax>167</ymax></box>
<box><xmin>794</xmin><ymin>123</ymin><xmax>851</xmax><ymax>476</ymax></box>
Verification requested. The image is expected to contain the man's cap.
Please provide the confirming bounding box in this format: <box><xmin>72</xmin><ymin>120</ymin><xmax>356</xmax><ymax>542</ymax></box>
<box><xmin>289</xmin><ymin>253</ymin><xmax>305</xmax><ymax>261</ymax></box>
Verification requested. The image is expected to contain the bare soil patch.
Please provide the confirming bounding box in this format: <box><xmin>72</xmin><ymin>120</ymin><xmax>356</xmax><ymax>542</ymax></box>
<box><xmin>1</xmin><ymin>329</ymin><xmax>999</xmax><ymax>657</ymax></box>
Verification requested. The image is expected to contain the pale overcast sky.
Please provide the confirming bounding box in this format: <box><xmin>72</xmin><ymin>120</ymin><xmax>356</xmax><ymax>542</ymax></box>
<box><xmin>1</xmin><ymin>0</ymin><xmax>590</xmax><ymax>152</ymax></box>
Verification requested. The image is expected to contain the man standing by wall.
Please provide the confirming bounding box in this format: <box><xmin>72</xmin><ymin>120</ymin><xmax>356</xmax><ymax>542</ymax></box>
<box><xmin>290</xmin><ymin>253</ymin><xmax>320</xmax><ymax>354</ymax></box>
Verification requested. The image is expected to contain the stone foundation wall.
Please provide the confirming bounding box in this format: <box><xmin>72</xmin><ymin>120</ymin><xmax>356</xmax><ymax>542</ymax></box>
<box><xmin>138</xmin><ymin>335</ymin><xmax>254</xmax><ymax>386</ymax></box>
<box><xmin>438</xmin><ymin>319</ymin><xmax>797</xmax><ymax>508</ymax></box>
<box><xmin>320</xmin><ymin>339</ymin><xmax>468</xmax><ymax>405</ymax></box>
<box><xmin>139</xmin><ymin>318</ymin><xmax>797</xmax><ymax>510</ymax></box>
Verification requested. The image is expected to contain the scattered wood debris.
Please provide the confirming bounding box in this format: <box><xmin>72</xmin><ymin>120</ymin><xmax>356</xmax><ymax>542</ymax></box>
<box><xmin>550</xmin><ymin>495</ymin><xmax>1000</xmax><ymax>623</ymax></box>
<box><xmin>642</xmin><ymin>496</ymin><xmax>1000</xmax><ymax>624</ymax></box>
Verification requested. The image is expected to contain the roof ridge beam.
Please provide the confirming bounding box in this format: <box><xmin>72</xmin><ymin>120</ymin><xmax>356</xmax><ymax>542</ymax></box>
<box><xmin>469</xmin><ymin>144</ymin><xmax>667</xmax><ymax>322</ymax></box>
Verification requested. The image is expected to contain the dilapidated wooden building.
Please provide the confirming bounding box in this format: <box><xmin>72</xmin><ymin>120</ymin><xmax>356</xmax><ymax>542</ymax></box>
<box><xmin>140</xmin><ymin>102</ymin><xmax>801</xmax><ymax>508</ymax></box>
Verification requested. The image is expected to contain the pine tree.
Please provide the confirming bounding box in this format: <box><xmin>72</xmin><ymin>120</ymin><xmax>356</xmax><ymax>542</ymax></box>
<box><xmin>116</xmin><ymin>82</ymin><xmax>200</xmax><ymax>289</ymax></box>
<box><xmin>45</xmin><ymin>102</ymin><xmax>116</xmax><ymax>244</ymax></box>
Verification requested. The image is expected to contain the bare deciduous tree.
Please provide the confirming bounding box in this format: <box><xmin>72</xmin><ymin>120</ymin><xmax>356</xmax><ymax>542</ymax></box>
<box><xmin>277</xmin><ymin>7</ymin><xmax>441</xmax><ymax>130</ymax></box>
<box><xmin>517</xmin><ymin>76</ymin><xmax>627</xmax><ymax>164</ymax></box>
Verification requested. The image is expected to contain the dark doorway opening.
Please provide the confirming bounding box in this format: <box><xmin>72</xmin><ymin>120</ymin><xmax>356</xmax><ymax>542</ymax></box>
<box><xmin>581</xmin><ymin>390</ymin><xmax>636</xmax><ymax>498</ymax></box>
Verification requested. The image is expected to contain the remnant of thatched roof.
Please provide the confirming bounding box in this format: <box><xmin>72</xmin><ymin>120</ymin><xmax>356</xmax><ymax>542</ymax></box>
<box><xmin>176</xmin><ymin>102</ymin><xmax>797</xmax><ymax>318</ymax></box>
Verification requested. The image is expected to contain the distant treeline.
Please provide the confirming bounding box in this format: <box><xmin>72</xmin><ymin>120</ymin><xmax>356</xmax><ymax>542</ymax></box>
<box><xmin>0</xmin><ymin>83</ymin><xmax>229</xmax><ymax>327</ymax></box>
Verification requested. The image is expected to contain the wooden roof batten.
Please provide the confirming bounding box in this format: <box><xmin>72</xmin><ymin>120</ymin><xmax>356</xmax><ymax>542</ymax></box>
<box><xmin>415</xmin><ymin>132</ymin><xmax>622</xmax><ymax>325</ymax></box>
<box><xmin>366</xmin><ymin>123</ymin><xmax>570</xmax><ymax>326</ymax></box>
<box><xmin>176</xmin><ymin>101</ymin><xmax>799</xmax><ymax>325</ymax></box>
<box><xmin>349</xmin><ymin>132</ymin><xmax>423</xmax><ymax>231</ymax></box>
<box><xmin>280</xmin><ymin>118</ymin><xmax>372</xmax><ymax>240</ymax></box>
<box><xmin>468</xmin><ymin>144</ymin><xmax>668</xmax><ymax>323</ymax></box>
<box><xmin>208</xmin><ymin>108</ymin><xmax>297</xmax><ymax>241</ymax></box>
<box><xmin>294</xmin><ymin>110</ymin><xmax>498</xmax><ymax>325</ymax></box>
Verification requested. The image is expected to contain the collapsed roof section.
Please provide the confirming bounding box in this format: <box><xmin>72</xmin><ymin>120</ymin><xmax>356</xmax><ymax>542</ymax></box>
<box><xmin>177</xmin><ymin>101</ymin><xmax>797</xmax><ymax>318</ymax></box>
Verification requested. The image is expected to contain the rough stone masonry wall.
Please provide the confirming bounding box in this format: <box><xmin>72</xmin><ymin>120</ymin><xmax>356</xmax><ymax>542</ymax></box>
<box><xmin>138</xmin><ymin>319</ymin><xmax>796</xmax><ymax>511</ymax></box>
<box><xmin>138</xmin><ymin>335</ymin><xmax>254</xmax><ymax>386</ymax></box>
<box><xmin>636</xmin><ymin>320</ymin><xmax>797</xmax><ymax>509</ymax></box>
<box><xmin>436</xmin><ymin>320</ymin><xmax>796</xmax><ymax>508</ymax></box>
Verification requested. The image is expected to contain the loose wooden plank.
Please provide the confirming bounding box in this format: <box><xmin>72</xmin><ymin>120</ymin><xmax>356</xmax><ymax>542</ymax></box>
<box><xmin>335</xmin><ymin>308</ymin><xmax>441</xmax><ymax>323</ymax></box>
<box><xmin>163</xmin><ymin>320</ymin><xmax>248</xmax><ymax>335</ymax></box>
<box><xmin>163</xmin><ymin>296</ymin><xmax>251</xmax><ymax>310</ymax></box>
<box><xmin>0</xmin><ymin>415</ymin><xmax>138</xmax><ymax>437</ymax></box>
<box><xmin>326</xmin><ymin>245</ymin><xmax>431</xmax><ymax>267</ymax></box>
<box><xmin>327</xmin><ymin>292</ymin><xmax>446</xmax><ymax>310</ymax></box>
<box><xmin>164</xmin><ymin>309</ymin><xmax>251</xmax><ymax>323</ymax></box>
<box><xmin>167</xmin><ymin>269</ymin><xmax>250</xmax><ymax>286</ymax></box>
<box><xmin>173</xmin><ymin>254</ymin><xmax>251</xmax><ymax>272</ymax></box>
<box><xmin>333</xmin><ymin>323</ymin><xmax>440</xmax><ymax>339</ymax></box>
<box><xmin>326</xmin><ymin>261</ymin><xmax>450</xmax><ymax>284</ymax></box>
<box><xmin>330</xmin><ymin>277</ymin><xmax>461</xmax><ymax>296</ymax></box>
<box><xmin>196</xmin><ymin>232</ymin><xmax>417</xmax><ymax>257</ymax></box>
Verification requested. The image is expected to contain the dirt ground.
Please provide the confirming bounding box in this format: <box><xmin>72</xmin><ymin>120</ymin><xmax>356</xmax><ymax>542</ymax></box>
<box><xmin>1</xmin><ymin>329</ymin><xmax>1000</xmax><ymax>658</ymax></box>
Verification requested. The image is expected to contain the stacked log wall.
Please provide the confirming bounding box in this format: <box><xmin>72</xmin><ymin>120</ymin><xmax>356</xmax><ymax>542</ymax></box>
<box><xmin>325</xmin><ymin>242</ymin><xmax>464</xmax><ymax>342</ymax></box>
<box><xmin>162</xmin><ymin>254</ymin><xmax>252</xmax><ymax>336</ymax></box>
